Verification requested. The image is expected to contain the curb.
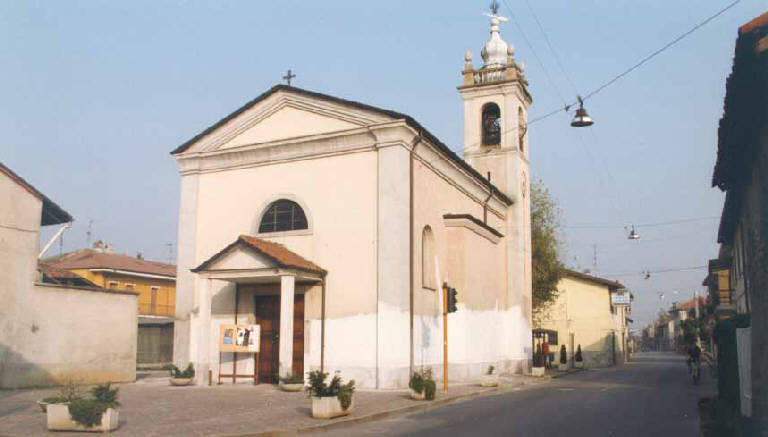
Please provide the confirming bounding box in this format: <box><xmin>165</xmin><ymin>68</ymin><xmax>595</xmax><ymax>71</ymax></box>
<box><xmin>233</xmin><ymin>382</ymin><xmax>532</xmax><ymax>437</ymax></box>
<box><xmin>548</xmin><ymin>368</ymin><xmax>587</xmax><ymax>379</ymax></box>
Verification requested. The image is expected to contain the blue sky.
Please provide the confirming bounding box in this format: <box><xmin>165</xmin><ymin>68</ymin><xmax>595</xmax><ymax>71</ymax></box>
<box><xmin>2</xmin><ymin>0</ymin><xmax>765</xmax><ymax>328</ymax></box>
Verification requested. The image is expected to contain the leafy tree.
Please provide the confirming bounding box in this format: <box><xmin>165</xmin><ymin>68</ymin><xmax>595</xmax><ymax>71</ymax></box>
<box><xmin>531</xmin><ymin>180</ymin><xmax>563</xmax><ymax>316</ymax></box>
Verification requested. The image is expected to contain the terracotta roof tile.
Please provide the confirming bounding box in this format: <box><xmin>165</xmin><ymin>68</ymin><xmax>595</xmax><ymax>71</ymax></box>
<box><xmin>193</xmin><ymin>235</ymin><xmax>325</xmax><ymax>275</ymax></box>
<box><xmin>46</xmin><ymin>249</ymin><xmax>176</xmax><ymax>278</ymax></box>
<box><xmin>739</xmin><ymin>11</ymin><xmax>768</xmax><ymax>35</ymax></box>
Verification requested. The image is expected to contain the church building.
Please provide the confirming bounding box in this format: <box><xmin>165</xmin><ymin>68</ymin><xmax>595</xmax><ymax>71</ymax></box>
<box><xmin>171</xmin><ymin>9</ymin><xmax>533</xmax><ymax>388</ymax></box>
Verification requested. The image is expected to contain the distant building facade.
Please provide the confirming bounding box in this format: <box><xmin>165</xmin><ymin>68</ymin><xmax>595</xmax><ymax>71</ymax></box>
<box><xmin>534</xmin><ymin>269</ymin><xmax>631</xmax><ymax>368</ymax></box>
<box><xmin>0</xmin><ymin>163</ymin><xmax>138</xmax><ymax>388</ymax></box>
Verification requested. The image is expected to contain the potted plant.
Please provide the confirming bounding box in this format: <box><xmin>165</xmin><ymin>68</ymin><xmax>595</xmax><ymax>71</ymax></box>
<box><xmin>306</xmin><ymin>370</ymin><xmax>355</xmax><ymax>419</ymax></box>
<box><xmin>408</xmin><ymin>368</ymin><xmax>436</xmax><ymax>400</ymax></box>
<box><xmin>38</xmin><ymin>381</ymin><xmax>81</xmax><ymax>412</ymax></box>
<box><xmin>480</xmin><ymin>365</ymin><xmax>499</xmax><ymax>387</ymax></box>
<box><xmin>46</xmin><ymin>383</ymin><xmax>120</xmax><ymax>432</ymax></box>
<box><xmin>532</xmin><ymin>344</ymin><xmax>546</xmax><ymax>377</ymax></box>
<box><xmin>279</xmin><ymin>373</ymin><xmax>304</xmax><ymax>392</ymax></box>
<box><xmin>574</xmin><ymin>344</ymin><xmax>584</xmax><ymax>369</ymax></box>
<box><xmin>409</xmin><ymin>371</ymin><xmax>425</xmax><ymax>400</ymax></box>
<box><xmin>169</xmin><ymin>363</ymin><xmax>195</xmax><ymax>386</ymax></box>
<box><xmin>558</xmin><ymin>345</ymin><xmax>568</xmax><ymax>371</ymax></box>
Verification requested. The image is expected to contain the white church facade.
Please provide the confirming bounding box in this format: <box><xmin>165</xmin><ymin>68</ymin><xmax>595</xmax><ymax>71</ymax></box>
<box><xmin>171</xmin><ymin>12</ymin><xmax>533</xmax><ymax>388</ymax></box>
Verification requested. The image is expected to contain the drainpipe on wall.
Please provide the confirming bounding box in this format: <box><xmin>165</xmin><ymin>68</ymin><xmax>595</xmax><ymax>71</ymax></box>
<box><xmin>483</xmin><ymin>172</ymin><xmax>493</xmax><ymax>225</ymax></box>
<box><xmin>321</xmin><ymin>275</ymin><xmax>327</xmax><ymax>374</ymax></box>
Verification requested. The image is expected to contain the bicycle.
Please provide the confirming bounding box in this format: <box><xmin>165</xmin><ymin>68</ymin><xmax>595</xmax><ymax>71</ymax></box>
<box><xmin>689</xmin><ymin>358</ymin><xmax>701</xmax><ymax>385</ymax></box>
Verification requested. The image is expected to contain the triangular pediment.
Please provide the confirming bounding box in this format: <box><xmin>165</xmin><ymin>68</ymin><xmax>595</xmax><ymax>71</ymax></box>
<box><xmin>175</xmin><ymin>86</ymin><xmax>395</xmax><ymax>154</ymax></box>
<box><xmin>198</xmin><ymin>244</ymin><xmax>277</xmax><ymax>272</ymax></box>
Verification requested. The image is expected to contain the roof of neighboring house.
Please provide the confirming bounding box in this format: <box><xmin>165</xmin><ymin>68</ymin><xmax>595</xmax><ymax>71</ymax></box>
<box><xmin>712</xmin><ymin>12</ymin><xmax>768</xmax><ymax>243</ymax></box>
<box><xmin>672</xmin><ymin>296</ymin><xmax>707</xmax><ymax>312</ymax></box>
<box><xmin>38</xmin><ymin>262</ymin><xmax>99</xmax><ymax>287</ymax></box>
<box><xmin>562</xmin><ymin>268</ymin><xmax>625</xmax><ymax>290</ymax></box>
<box><xmin>0</xmin><ymin>162</ymin><xmax>73</xmax><ymax>226</ymax></box>
<box><xmin>170</xmin><ymin>85</ymin><xmax>513</xmax><ymax>206</ymax></box>
<box><xmin>192</xmin><ymin>234</ymin><xmax>326</xmax><ymax>275</ymax></box>
<box><xmin>46</xmin><ymin>249</ymin><xmax>177</xmax><ymax>278</ymax></box>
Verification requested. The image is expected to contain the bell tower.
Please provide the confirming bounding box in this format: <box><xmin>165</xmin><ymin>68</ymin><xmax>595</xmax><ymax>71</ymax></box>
<box><xmin>458</xmin><ymin>1</ymin><xmax>533</xmax><ymax>369</ymax></box>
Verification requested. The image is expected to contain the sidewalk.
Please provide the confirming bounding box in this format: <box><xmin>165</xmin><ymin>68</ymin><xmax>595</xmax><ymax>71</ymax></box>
<box><xmin>0</xmin><ymin>375</ymin><xmax>545</xmax><ymax>436</ymax></box>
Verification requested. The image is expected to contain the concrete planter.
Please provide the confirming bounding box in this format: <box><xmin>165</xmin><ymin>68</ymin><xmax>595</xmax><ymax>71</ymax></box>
<box><xmin>279</xmin><ymin>382</ymin><xmax>304</xmax><ymax>392</ymax></box>
<box><xmin>170</xmin><ymin>377</ymin><xmax>194</xmax><ymax>386</ymax></box>
<box><xmin>558</xmin><ymin>363</ymin><xmax>568</xmax><ymax>371</ymax></box>
<box><xmin>46</xmin><ymin>403</ymin><xmax>119</xmax><ymax>432</ymax></box>
<box><xmin>409</xmin><ymin>388</ymin><xmax>425</xmax><ymax>400</ymax></box>
<box><xmin>37</xmin><ymin>400</ymin><xmax>66</xmax><ymax>413</ymax></box>
<box><xmin>574</xmin><ymin>361</ymin><xmax>584</xmax><ymax>369</ymax></box>
<box><xmin>532</xmin><ymin>366</ymin><xmax>546</xmax><ymax>377</ymax></box>
<box><xmin>311</xmin><ymin>395</ymin><xmax>354</xmax><ymax>419</ymax></box>
<box><xmin>480</xmin><ymin>374</ymin><xmax>499</xmax><ymax>387</ymax></box>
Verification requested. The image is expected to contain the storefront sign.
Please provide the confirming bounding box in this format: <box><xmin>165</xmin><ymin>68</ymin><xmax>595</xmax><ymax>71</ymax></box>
<box><xmin>611</xmin><ymin>293</ymin><xmax>631</xmax><ymax>306</ymax></box>
<box><xmin>219</xmin><ymin>324</ymin><xmax>260</xmax><ymax>353</ymax></box>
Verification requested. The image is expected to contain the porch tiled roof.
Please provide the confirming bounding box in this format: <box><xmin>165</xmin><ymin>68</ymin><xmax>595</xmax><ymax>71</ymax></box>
<box><xmin>192</xmin><ymin>235</ymin><xmax>326</xmax><ymax>275</ymax></box>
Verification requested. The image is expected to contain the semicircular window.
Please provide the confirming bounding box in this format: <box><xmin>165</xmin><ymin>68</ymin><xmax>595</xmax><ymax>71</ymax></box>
<box><xmin>258</xmin><ymin>199</ymin><xmax>308</xmax><ymax>233</ymax></box>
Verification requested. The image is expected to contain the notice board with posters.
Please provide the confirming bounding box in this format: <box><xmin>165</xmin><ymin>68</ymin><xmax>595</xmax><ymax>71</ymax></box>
<box><xmin>219</xmin><ymin>324</ymin><xmax>260</xmax><ymax>353</ymax></box>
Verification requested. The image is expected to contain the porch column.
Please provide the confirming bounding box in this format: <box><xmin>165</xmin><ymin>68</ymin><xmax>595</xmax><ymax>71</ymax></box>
<box><xmin>197</xmin><ymin>277</ymin><xmax>212</xmax><ymax>385</ymax></box>
<box><xmin>279</xmin><ymin>274</ymin><xmax>296</xmax><ymax>377</ymax></box>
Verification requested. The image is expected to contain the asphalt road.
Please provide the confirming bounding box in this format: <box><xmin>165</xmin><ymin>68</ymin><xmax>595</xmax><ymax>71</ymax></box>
<box><xmin>318</xmin><ymin>352</ymin><xmax>714</xmax><ymax>437</ymax></box>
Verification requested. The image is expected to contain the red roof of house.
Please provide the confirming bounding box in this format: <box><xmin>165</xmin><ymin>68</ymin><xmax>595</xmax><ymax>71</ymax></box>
<box><xmin>46</xmin><ymin>249</ymin><xmax>176</xmax><ymax>278</ymax></box>
<box><xmin>193</xmin><ymin>235</ymin><xmax>326</xmax><ymax>275</ymax></box>
<box><xmin>674</xmin><ymin>296</ymin><xmax>707</xmax><ymax>311</ymax></box>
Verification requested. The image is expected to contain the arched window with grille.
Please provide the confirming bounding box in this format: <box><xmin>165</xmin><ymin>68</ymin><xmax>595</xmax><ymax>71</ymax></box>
<box><xmin>422</xmin><ymin>226</ymin><xmax>436</xmax><ymax>290</ymax></box>
<box><xmin>258</xmin><ymin>199</ymin><xmax>308</xmax><ymax>233</ymax></box>
<box><xmin>482</xmin><ymin>102</ymin><xmax>501</xmax><ymax>147</ymax></box>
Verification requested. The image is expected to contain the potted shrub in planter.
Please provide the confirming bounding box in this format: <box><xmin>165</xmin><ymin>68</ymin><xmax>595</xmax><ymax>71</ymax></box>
<box><xmin>480</xmin><ymin>365</ymin><xmax>499</xmax><ymax>387</ymax></box>
<box><xmin>306</xmin><ymin>370</ymin><xmax>355</xmax><ymax>419</ymax></box>
<box><xmin>169</xmin><ymin>363</ymin><xmax>195</xmax><ymax>386</ymax></box>
<box><xmin>532</xmin><ymin>344</ymin><xmax>546</xmax><ymax>377</ymax></box>
<box><xmin>574</xmin><ymin>345</ymin><xmax>584</xmax><ymax>369</ymax></box>
<box><xmin>47</xmin><ymin>383</ymin><xmax>120</xmax><ymax>432</ymax></box>
<box><xmin>408</xmin><ymin>368</ymin><xmax>436</xmax><ymax>400</ymax></box>
<box><xmin>558</xmin><ymin>345</ymin><xmax>568</xmax><ymax>371</ymax></box>
<box><xmin>279</xmin><ymin>373</ymin><xmax>304</xmax><ymax>392</ymax></box>
<box><xmin>38</xmin><ymin>381</ymin><xmax>81</xmax><ymax>412</ymax></box>
<box><xmin>409</xmin><ymin>371</ymin><xmax>425</xmax><ymax>400</ymax></box>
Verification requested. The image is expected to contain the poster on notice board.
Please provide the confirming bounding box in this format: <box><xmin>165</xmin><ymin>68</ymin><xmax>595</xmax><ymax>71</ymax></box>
<box><xmin>219</xmin><ymin>323</ymin><xmax>260</xmax><ymax>353</ymax></box>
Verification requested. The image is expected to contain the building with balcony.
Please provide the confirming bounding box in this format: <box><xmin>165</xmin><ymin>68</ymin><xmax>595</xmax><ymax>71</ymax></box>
<box><xmin>46</xmin><ymin>245</ymin><xmax>176</xmax><ymax>368</ymax></box>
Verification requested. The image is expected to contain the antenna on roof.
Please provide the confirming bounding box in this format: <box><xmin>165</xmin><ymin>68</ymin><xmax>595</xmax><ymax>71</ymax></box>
<box><xmin>86</xmin><ymin>219</ymin><xmax>93</xmax><ymax>247</ymax></box>
<box><xmin>165</xmin><ymin>243</ymin><xmax>174</xmax><ymax>264</ymax></box>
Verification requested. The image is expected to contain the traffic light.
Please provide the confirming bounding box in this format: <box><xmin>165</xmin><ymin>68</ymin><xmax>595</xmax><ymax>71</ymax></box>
<box><xmin>447</xmin><ymin>287</ymin><xmax>458</xmax><ymax>313</ymax></box>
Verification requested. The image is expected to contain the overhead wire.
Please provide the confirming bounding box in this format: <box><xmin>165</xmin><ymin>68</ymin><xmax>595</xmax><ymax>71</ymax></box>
<box><xmin>524</xmin><ymin>0</ymin><xmax>743</xmax><ymax>125</ymax></box>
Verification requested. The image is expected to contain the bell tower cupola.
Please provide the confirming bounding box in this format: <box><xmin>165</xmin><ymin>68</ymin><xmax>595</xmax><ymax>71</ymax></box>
<box><xmin>458</xmin><ymin>0</ymin><xmax>531</xmax><ymax>198</ymax></box>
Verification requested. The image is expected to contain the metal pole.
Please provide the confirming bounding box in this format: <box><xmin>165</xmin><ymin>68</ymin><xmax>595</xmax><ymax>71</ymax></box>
<box><xmin>443</xmin><ymin>283</ymin><xmax>448</xmax><ymax>393</ymax></box>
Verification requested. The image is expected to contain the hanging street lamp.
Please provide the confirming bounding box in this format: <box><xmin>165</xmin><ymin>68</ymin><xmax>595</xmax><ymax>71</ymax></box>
<box><xmin>570</xmin><ymin>96</ymin><xmax>594</xmax><ymax>127</ymax></box>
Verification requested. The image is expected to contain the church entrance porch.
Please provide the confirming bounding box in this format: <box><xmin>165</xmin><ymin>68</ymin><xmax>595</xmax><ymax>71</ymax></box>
<box><xmin>190</xmin><ymin>235</ymin><xmax>326</xmax><ymax>386</ymax></box>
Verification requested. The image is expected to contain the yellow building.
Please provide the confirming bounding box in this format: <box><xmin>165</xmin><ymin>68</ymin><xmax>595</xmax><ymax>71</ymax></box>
<box><xmin>47</xmin><ymin>243</ymin><xmax>176</xmax><ymax>367</ymax></box>
<box><xmin>534</xmin><ymin>269</ymin><xmax>631</xmax><ymax>368</ymax></box>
